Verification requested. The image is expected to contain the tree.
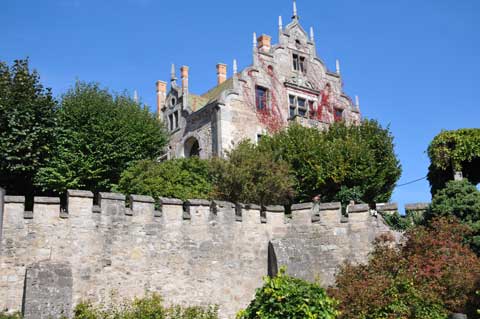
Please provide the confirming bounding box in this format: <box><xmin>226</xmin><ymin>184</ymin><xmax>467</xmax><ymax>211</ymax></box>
<box><xmin>427</xmin><ymin>129</ymin><xmax>480</xmax><ymax>195</ymax></box>
<box><xmin>427</xmin><ymin>179</ymin><xmax>480</xmax><ymax>254</ymax></box>
<box><xmin>211</xmin><ymin>141</ymin><xmax>295</xmax><ymax>206</ymax></box>
<box><xmin>258</xmin><ymin>120</ymin><xmax>401</xmax><ymax>204</ymax></box>
<box><xmin>35</xmin><ymin>82</ymin><xmax>168</xmax><ymax>194</ymax></box>
<box><xmin>0</xmin><ymin>59</ymin><xmax>57</xmax><ymax>195</ymax></box>
<box><xmin>330</xmin><ymin>218</ymin><xmax>480</xmax><ymax>318</ymax></box>
<box><xmin>237</xmin><ymin>267</ymin><xmax>339</xmax><ymax>319</ymax></box>
<box><xmin>117</xmin><ymin>158</ymin><xmax>213</xmax><ymax>201</ymax></box>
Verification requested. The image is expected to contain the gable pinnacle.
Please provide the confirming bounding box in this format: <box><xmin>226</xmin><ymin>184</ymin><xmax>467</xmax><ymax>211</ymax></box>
<box><xmin>310</xmin><ymin>26</ymin><xmax>315</xmax><ymax>42</ymax></box>
<box><xmin>292</xmin><ymin>0</ymin><xmax>298</xmax><ymax>20</ymax></box>
<box><xmin>233</xmin><ymin>59</ymin><xmax>238</xmax><ymax>75</ymax></box>
<box><xmin>171</xmin><ymin>63</ymin><xmax>177</xmax><ymax>82</ymax></box>
<box><xmin>253</xmin><ymin>32</ymin><xmax>257</xmax><ymax>49</ymax></box>
<box><xmin>336</xmin><ymin>59</ymin><xmax>341</xmax><ymax>75</ymax></box>
<box><xmin>279</xmin><ymin>15</ymin><xmax>283</xmax><ymax>31</ymax></box>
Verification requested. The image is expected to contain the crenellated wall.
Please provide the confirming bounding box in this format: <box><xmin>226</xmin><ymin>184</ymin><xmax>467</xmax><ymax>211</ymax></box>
<box><xmin>0</xmin><ymin>189</ymin><xmax>403</xmax><ymax>319</ymax></box>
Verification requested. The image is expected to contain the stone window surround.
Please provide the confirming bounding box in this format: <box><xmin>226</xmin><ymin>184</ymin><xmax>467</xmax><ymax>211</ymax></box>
<box><xmin>288</xmin><ymin>91</ymin><xmax>318</xmax><ymax>119</ymax></box>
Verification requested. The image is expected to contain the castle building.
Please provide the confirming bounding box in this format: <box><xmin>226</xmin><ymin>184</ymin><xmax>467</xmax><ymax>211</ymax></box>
<box><xmin>156</xmin><ymin>1</ymin><xmax>361</xmax><ymax>159</ymax></box>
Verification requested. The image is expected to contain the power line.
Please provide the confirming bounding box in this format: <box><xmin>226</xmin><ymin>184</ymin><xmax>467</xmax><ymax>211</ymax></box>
<box><xmin>396</xmin><ymin>176</ymin><xmax>427</xmax><ymax>188</ymax></box>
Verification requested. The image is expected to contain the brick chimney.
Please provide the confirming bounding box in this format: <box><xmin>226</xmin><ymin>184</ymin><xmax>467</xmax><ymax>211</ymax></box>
<box><xmin>257</xmin><ymin>34</ymin><xmax>271</xmax><ymax>53</ymax></box>
<box><xmin>156</xmin><ymin>80</ymin><xmax>167</xmax><ymax>120</ymax></box>
<box><xmin>216</xmin><ymin>63</ymin><xmax>227</xmax><ymax>85</ymax></box>
<box><xmin>180</xmin><ymin>66</ymin><xmax>189</xmax><ymax>95</ymax></box>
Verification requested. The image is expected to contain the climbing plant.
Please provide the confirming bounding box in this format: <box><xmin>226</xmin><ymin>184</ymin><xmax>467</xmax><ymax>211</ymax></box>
<box><xmin>427</xmin><ymin>129</ymin><xmax>480</xmax><ymax>195</ymax></box>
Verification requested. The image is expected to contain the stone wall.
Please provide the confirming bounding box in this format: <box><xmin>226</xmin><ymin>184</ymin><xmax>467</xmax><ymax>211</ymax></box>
<box><xmin>1</xmin><ymin>189</ymin><xmax>400</xmax><ymax>318</ymax></box>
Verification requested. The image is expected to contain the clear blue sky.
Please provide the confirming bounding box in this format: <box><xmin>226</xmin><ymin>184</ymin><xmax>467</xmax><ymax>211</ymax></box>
<box><xmin>2</xmin><ymin>0</ymin><xmax>479</xmax><ymax>209</ymax></box>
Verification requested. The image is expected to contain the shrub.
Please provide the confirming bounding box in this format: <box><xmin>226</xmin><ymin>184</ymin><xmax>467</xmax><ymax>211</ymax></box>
<box><xmin>237</xmin><ymin>267</ymin><xmax>339</xmax><ymax>319</ymax></box>
<box><xmin>330</xmin><ymin>218</ymin><xmax>480</xmax><ymax>318</ymax></box>
<box><xmin>0</xmin><ymin>313</ymin><xmax>22</xmax><ymax>319</ymax></box>
<box><xmin>35</xmin><ymin>82</ymin><xmax>168</xmax><ymax>194</ymax></box>
<box><xmin>117</xmin><ymin>158</ymin><xmax>213</xmax><ymax>201</ymax></box>
<box><xmin>211</xmin><ymin>140</ymin><xmax>295</xmax><ymax>206</ymax></box>
<box><xmin>72</xmin><ymin>293</ymin><xmax>218</xmax><ymax>319</ymax></box>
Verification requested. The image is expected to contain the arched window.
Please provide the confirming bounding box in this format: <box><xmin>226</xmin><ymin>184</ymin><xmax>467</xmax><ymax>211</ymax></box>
<box><xmin>184</xmin><ymin>137</ymin><xmax>200</xmax><ymax>158</ymax></box>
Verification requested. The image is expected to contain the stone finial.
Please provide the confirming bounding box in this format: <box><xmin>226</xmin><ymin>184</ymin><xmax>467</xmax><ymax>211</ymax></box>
<box><xmin>278</xmin><ymin>15</ymin><xmax>283</xmax><ymax>31</ymax></box>
<box><xmin>355</xmin><ymin>95</ymin><xmax>360</xmax><ymax>108</ymax></box>
<box><xmin>133</xmin><ymin>90</ymin><xmax>139</xmax><ymax>103</ymax></box>
<box><xmin>310</xmin><ymin>26</ymin><xmax>314</xmax><ymax>42</ymax></box>
<box><xmin>233</xmin><ymin>59</ymin><xmax>238</xmax><ymax>75</ymax></box>
<box><xmin>336</xmin><ymin>59</ymin><xmax>341</xmax><ymax>75</ymax></box>
<box><xmin>253</xmin><ymin>32</ymin><xmax>257</xmax><ymax>49</ymax></box>
<box><xmin>292</xmin><ymin>0</ymin><xmax>298</xmax><ymax>19</ymax></box>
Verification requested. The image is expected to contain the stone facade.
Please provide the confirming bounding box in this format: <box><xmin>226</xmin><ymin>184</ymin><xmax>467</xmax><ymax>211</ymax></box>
<box><xmin>0</xmin><ymin>189</ymin><xmax>414</xmax><ymax>319</ymax></box>
<box><xmin>158</xmin><ymin>4</ymin><xmax>361</xmax><ymax>159</ymax></box>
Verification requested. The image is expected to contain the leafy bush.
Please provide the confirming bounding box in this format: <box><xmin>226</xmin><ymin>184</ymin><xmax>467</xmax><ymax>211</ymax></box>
<box><xmin>381</xmin><ymin>211</ymin><xmax>413</xmax><ymax>231</ymax></box>
<box><xmin>427</xmin><ymin>128</ymin><xmax>480</xmax><ymax>195</ymax></box>
<box><xmin>258</xmin><ymin>120</ymin><xmax>401</xmax><ymax>204</ymax></box>
<box><xmin>0</xmin><ymin>312</ymin><xmax>22</xmax><ymax>319</ymax></box>
<box><xmin>118</xmin><ymin>158</ymin><xmax>213</xmax><ymax>201</ymax></box>
<box><xmin>211</xmin><ymin>141</ymin><xmax>295</xmax><ymax>206</ymax></box>
<box><xmin>427</xmin><ymin>179</ymin><xmax>480</xmax><ymax>254</ymax></box>
<box><xmin>237</xmin><ymin>267</ymin><xmax>339</xmax><ymax>319</ymax></box>
<box><xmin>73</xmin><ymin>293</ymin><xmax>218</xmax><ymax>319</ymax></box>
<box><xmin>0</xmin><ymin>59</ymin><xmax>57</xmax><ymax>196</ymax></box>
<box><xmin>35</xmin><ymin>82</ymin><xmax>168</xmax><ymax>194</ymax></box>
<box><xmin>330</xmin><ymin>218</ymin><xmax>480</xmax><ymax>318</ymax></box>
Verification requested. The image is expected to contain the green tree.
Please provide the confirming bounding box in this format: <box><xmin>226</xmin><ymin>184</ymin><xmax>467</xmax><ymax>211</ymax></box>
<box><xmin>427</xmin><ymin>128</ymin><xmax>480</xmax><ymax>195</ymax></box>
<box><xmin>237</xmin><ymin>267</ymin><xmax>339</xmax><ymax>319</ymax></box>
<box><xmin>427</xmin><ymin>179</ymin><xmax>480</xmax><ymax>254</ymax></box>
<box><xmin>35</xmin><ymin>82</ymin><xmax>167</xmax><ymax>194</ymax></box>
<box><xmin>0</xmin><ymin>59</ymin><xmax>57</xmax><ymax>195</ymax></box>
<box><xmin>211</xmin><ymin>140</ymin><xmax>295</xmax><ymax>206</ymax></box>
<box><xmin>118</xmin><ymin>158</ymin><xmax>213</xmax><ymax>201</ymax></box>
<box><xmin>258</xmin><ymin>120</ymin><xmax>401</xmax><ymax>204</ymax></box>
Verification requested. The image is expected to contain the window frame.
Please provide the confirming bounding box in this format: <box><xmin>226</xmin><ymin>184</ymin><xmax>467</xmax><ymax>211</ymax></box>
<box><xmin>255</xmin><ymin>85</ymin><xmax>269</xmax><ymax>111</ymax></box>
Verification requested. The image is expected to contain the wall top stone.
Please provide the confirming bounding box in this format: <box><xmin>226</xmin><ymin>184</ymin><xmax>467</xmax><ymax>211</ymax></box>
<box><xmin>212</xmin><ymin>200</ymin><xmax>235</xmax><ymax>209</ymax></box>
<box><xmin>159</xmin><ymin>197</ymin><xmax>183</xmax><ymax>205</ymax></box>
<box><xmin>67</xmin><ymin>190</ymin><xmax>94</xmax><ymax>198</ymax></box>
<box><xmin>318</xmin><ymin>202</ymin><xmax>341</xmax><ymax>210</ymax></box>
<box><xmin>349</xmin><ymin>203</ymin><xmax>369</xmax><ymax>213</ymax></box>
<box><xmin>405</xmin><ymin>203</ymin><xmax>430</xmax><ymax>211</ymax></box>
<box><xmin>34</xmin><ymin>197</ymin><xmax>60</xmax><ymax>204</ymax></box>
<box><xmin>265</xmin><ymin>205</ymin><xmax>285</xmax><ymax>213</ymax></box>
<box><xmin>291</xmin><ymin>202</ymin><xmax>314</xmax><ymax>211</ymax></box>
<box><xmin>130</xmin><ymin>195</ymin><xmax>155</xmax><ymax>204</ymax></box>
<box><xmin>99</xmin><ymin>192</ymin><xmax>126</xmax><ymax>201</ymax></box>
<box><xmin>185</xmin><ymin>199</ymin><xmax>211</xmax><ymax>206</ymax></box>
<box><xmin>4</xmin><ymin>195</ymin><xmax>25</xmax><ymax>203</ymax></box>
<box><xmin>377</xmin><ymin>203</ymin><xmax>398</xmax><ymax>212</ymax></box>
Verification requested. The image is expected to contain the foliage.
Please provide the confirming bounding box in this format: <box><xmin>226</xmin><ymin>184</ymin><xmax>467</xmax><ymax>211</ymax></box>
<box><xmin>427</xmin><ymin>129</ymin><xmax>480</xmax><ymax>195</ymax></box>
<box><xmin>381</xmin><ymin>212</ymin><xmax>413</xmax><ymax>231</ymax></box>
<box><xmin>35</xmin><ymin>82</ymin><xmax>168</xmax><ymax>194</ymax></box>
<box><xmin>0</xmin><ymin>313</ymin><xmax>21</xmax><ymax>319</ymax></box>
<box><xmin>73</xmin><ymin>293</ymin><xmax>218</xmax><ymax>319</ymax></box>
<box><xmin>258</xmin><ymin>120</ymin><xmax>401</xmax><ymax>204</ymax></box>
<box><xmin>330</xmin><ymin>218</ymin><xmax>480</xmax><ymax>318</ymax></box>
<box><xmin>237</xmin><ymin>267</ymin><xmax>339</xmax><ymax>319</ymax></box>
<box><xmin>427</xmin><ymin>179</ymin><xmax>480</xmax><ymax>254</ymax></box>
<box><xmin>0</xmin><ymin>59</ymin><xmax>57</xmax><ymax>195</ymax></box>
<box><xmin>117</xmin><ymin>158</ymin><xmax>213</xmax><ymax>201</ymax></box>
<box><xmin>210</xmin><ymin>140</ymin><xmax>295</xmax><ymax>206</ymax></box>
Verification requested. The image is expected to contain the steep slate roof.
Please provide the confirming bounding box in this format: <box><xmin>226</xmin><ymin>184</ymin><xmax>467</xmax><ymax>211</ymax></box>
<box><xmin>188</xmin><ymin>78</ymin><xmax>234</xmax><ymax>112</ymax></box>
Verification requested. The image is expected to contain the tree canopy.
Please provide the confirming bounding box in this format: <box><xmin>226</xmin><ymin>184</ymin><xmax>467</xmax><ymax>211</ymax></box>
<box><xmin>118</xmin><ymin>158</ymin><xmax>213</xmax><ymax>201</ymax></box>
<box><xmin>428</xmin><ymin>128</ymin><xmax>480</xmax><ymax>195</ymax></box>
<box><xmin>0</xmin><ymin>59</ymin><xmax>57</xmax><ymax>195</ymax></box>
<box><xmin>258</xmin><ymin>120</ymin><xmax>401</xmax><ymax>204</ymax></box>
<box><xmin>35</xmin><ymin>82</ymin><xmax>168</xmax><ymax>194</ymax></box>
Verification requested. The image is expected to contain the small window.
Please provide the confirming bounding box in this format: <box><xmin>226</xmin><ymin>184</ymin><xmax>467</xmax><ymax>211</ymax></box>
<box><xmin>168</xmin><ymin>114</ymin><xmax>174</xmax><ymax>131</ymax></box>
<box><xmin>297</xmin><ymin>98</ymin><xmax>307</xmax><ymax>117</ymax></box>
<box><xmin>289</xmin><ymin>95</ymin><xmax>297</xmax><ymax>118</ymax></box>
<box><xmin>293</xmin><ymin>54</ymin><xmax>299</xmax><ymax>71</ymax></box>
<box><xmin>174</xmin><ymin>111</ymin><xmax>179</xmax><ymax>129</ymax></box>
<box><xmin>308</xmin><ymin>101</ymin><xmax>315</xmax><ymax>118</ymax></box>
<box><xmin>255</xmin><ymin>86</ymin><xmax>268</xmax><ymax>110</ymax></box>
<box><xmin>334</xmin><ymin>109</ymin><xmax>343</xmax><ymax>122</ymax></box>
<box><xmin>300</xmin><ymin>57</ymin><xmax>306</xmax><ymax>73</ymax></box>
<box><xmin>293</xmin><ymin>54</ymin><xmax>306</xmax><ymax>73</ymax></box>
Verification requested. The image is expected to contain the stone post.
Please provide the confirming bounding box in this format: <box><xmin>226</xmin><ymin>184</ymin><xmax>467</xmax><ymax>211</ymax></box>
<box><xmin>159</xmin><ymin>198</ymin><xmax>183</xmax><ymax>224</ymax></box>
<box><xmin>291</xmin><ymin>202</ymin><xmax>313</xmax><ymax>225</ymax></box>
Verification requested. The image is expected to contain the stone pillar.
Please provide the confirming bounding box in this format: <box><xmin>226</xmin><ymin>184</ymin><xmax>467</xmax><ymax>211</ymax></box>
<box><xmin>291</xmin><ymin>202</ymin><xmax>313</xmax><ymax>226</ymax></box>
<box><xmin>185</xmin><ymin>199</ymin><xmax>211</xmax><ymax>225</ymax></box>
<box><xmin>159</xmin><ymin>198</ymin><xmax>183</xmax><ymax>225</ymax></box>
<box><xmin>318</xmin><ymin>202</ymin><xmax>341</xmax><ymax>224</ymax></box>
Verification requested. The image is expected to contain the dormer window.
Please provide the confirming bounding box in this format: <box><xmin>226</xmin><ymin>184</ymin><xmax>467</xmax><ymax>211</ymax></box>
<box><xmin>293</xmin><ymin>54</ymin><xmax>306</xmax><ymax>73</ymax></box>
<box><xmin>255</xmin><ymin>86</ymin><xmax>269</xmax><ymax>111</ymax></box>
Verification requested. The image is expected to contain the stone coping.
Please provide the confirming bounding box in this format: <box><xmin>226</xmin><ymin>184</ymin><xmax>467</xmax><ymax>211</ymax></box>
<box><xmin>185</xmin><ymin>199</ymin><xmax>211</xmax><ymax>206</ymax></box>
<box><xmin>405</xmin><ymin>203</ymin><xmax>430</xmax><ymax>211</ymax></box>
<box><xmin>34</xmin><ymin>197</ymin><xmax>61</xmax><ymax>204</ymax></box>
<box><xmin>4</xmin><ymin>196</ymin><xmax>25</xmax><ymax>203</ymax></box>
<box><xmin>130</xmin><ymin>195</ymin><xmax>155</xmax><ymax>204</ymax></box>
<box><xmin>349</xmin><ymin>204</ymin><xmax>369</xmax><ymax>213</ymax></box>
<box><xmin>291</xmin><ymin>202</ymin><xmax>314</xmax><ymax>211</ymax></box>
<box><xmin>67</xmin><ymin>190</ymin><xmax>94</xmax><ymax>198</ymax></box>
<box><xmin>318</xmin><ymin>202</ymin><xmax>341</xmax><ymax>210</ymax></box>
<box><xmin>264</xmin><ymin>205</ymin><xmax>285</xmax><ymax>213</ymax></box>
<box><xmin>158</xmin><ymin>197</ymin><xmax>183</xmax><ymax>205</ymax></box>
<box><xmin>99</xmin><ymin>192</ymin><xmax>126</xmax><ymax>201</ymax></box>
<box><xmin>377</xmin><ymin>203</ymin><xmax>398</xmax><ymax>212</ymax></box>
<box><xmin>212</xmin><ymin>200</ymin><xmax>235</xmax><ymax>208</ymax></box>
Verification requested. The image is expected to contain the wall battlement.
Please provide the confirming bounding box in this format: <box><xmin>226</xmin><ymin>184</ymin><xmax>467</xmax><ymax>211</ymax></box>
<box><xmin>0</xmin><ymin>188</ymin><xmax>405</xmax><ymax>319</ymax></box>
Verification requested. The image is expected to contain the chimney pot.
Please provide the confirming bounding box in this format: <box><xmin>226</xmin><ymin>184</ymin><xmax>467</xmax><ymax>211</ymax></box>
<box><xmin>257</xmin><ymin>34</ymin><xmax>272</xmax><ymax>53</ymax></box>
<box><xmin>156</xmin><ymin>80</ymin><xmax>167</xmax><ymax>120</ymax></box>
<box><xmin>180</xmin><ymin>66</ymin><xmax>189</xmax><ymax>95</ymax></box>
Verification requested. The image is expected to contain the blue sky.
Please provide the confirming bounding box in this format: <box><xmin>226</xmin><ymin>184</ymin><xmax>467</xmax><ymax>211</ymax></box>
<box><xmin>2</xmin><ymin>0</ymin><xmax>479</xmax><ymax>209</ymax></box>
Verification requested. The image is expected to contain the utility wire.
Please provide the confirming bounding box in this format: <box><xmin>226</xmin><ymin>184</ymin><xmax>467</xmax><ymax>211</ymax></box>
<box><xmin>396</xmin><ymin>176</ymin><xmax>427</xmax><ymax>188</ymax></box>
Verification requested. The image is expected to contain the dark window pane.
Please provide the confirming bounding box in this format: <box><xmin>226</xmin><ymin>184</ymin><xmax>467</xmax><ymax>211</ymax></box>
<box><xmin>334</xmin><ymin>109</ymin><xmax>343</xmax><ymax>122</ymax></box>
<box><xmin>298</xmin><ymin>98</ymin><xmax>306</xmax><ymax>108</ymax></box>
<box><xmin>255</xmin><ymin>86</ymin><xmax>268</xmax><ymax>110</ymax></box>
